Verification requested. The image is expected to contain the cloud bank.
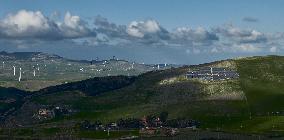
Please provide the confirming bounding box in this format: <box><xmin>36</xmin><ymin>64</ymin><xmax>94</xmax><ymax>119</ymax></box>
<box><xmin>0</xmin><ymin>10</ymin><xmax>95</xmax><ymax>40</ymax></box>
<box><xmin>0</xmin><ymin>10</ymin><xmax>283</xmax><ymax>55</ymax></box>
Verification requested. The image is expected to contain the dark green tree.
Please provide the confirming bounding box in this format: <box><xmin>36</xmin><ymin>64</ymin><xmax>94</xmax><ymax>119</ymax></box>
<box><xmin>159</xmin><ymin>111</ymin><xmax>168</xmax><ymax>123</ymax></box>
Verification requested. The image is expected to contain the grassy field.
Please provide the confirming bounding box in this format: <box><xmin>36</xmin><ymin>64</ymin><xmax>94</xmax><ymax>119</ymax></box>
<box><xmin>77</xmin><ymin>130</ymin><xmax>139</xmax><ymax>139</ymax></box>
<box><xmin>236</xmin><ymin>56</ymin><xmax>284</xmax><ymax>113</ymax></box>
<box><xmin>0</xmin><ymin>127</ymin><xmax>139</xmax><ymax>139</ymax></box>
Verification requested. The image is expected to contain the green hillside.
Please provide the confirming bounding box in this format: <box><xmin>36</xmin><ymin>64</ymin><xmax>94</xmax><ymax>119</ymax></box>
<box><xmin>236</xmin><ymin>56</ymin><xmax>284</xmax><ymax>113</ymax></box>
<box><xmin>3</xmin><ymin>55</ymin><xmax>284</xmax><ymax>138</ymax></box>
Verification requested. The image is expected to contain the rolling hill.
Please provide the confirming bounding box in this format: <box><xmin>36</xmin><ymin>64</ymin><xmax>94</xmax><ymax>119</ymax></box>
<box><xmin>1</xmin><ymin>55</ymin><xmax>284</xmax><ymax>138</ymax></box>
<box><xmin>0</xmin><ymin>51</ymin><xmax>172</xmax><ymax>91</ymax></box>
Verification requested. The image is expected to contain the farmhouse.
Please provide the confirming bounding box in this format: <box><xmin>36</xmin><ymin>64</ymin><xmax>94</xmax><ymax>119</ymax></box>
<box><xmin>37</xmin><ymin>109</ymin><xmax>54</xmax><ymax>119</ymax></box>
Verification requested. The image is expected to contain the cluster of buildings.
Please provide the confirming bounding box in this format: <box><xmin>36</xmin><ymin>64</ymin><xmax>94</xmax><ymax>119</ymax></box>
<box><xmin>80</xmin><ymin>114</ymin><xmax>199</xmax><ymax>138</ymax></box>
<box><xmin>35</xmin><ymin>106</ymin><xmax>74</xmax><ymax>120</ymax></box>
<box><xmin>186</xmin><ymin>67</ymin><xmax>239</xmax><ymax>81</ymax></box>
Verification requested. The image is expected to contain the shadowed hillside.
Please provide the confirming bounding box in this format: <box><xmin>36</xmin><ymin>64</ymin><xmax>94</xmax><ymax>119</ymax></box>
<box><xmin>0</xmin><ymin>87</ymin><xmax>28</xmax><ymax>121</ymax></box>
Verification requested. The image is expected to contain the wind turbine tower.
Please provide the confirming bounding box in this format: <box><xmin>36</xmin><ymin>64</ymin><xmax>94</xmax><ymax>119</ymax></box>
<box><xmin>37</xmin><ymin>64</ymin><xmax>40</xmax><ymax>71</ymax></box>
<box><xmin>13</xmin><ymin>66</ymin><xmax>16</xmax><ymax>76</ymax></box>
<box><xmin>18</xmin><ymin>68</ymin><xmax>22</xmax><ymax>82</ymax></box>
<box><xmin>210</xmin><ymin>67</ymin><xmax>213</xmax><ymax>81</ymax></box>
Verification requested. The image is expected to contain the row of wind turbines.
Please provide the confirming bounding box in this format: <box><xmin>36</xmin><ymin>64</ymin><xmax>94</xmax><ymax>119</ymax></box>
<box><xmin>2</xmin><ymin>62</ymin><xmax>40</xmax><ymax>82</ymax></box>
<box><xmin>2</xmin><ymin>60</ymin><xmax>169</xmax><ymax>82</ymax></box>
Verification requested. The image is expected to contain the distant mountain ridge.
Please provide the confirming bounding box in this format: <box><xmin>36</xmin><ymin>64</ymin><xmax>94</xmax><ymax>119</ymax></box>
<box><xmin>0</xmin><ymin>51</ymin><xmax>62</xmax><ymax>61</ymax></box>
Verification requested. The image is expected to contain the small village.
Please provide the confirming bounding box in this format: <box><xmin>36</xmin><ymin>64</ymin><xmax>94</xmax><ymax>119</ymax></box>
<box><xmin>34</xmin><ymin>105</ymin><xmax>76</xmax><ymax>120</ymax></box>
<box><xmin>79</xmin><ymin>112</ymin><xmax>200</xmax><ymax>138</ymax></box>
<box><xmin>35</xmin><ymin>108</ymin><xmax>200</xmax><ymax>137</ymax></box>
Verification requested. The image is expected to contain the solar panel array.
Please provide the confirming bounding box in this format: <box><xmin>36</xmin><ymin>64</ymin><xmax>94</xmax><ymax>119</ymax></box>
<box><xmin>186</xmin><ymin>67</ymin><xmax>239</xmax><ymax>81</ymax></box>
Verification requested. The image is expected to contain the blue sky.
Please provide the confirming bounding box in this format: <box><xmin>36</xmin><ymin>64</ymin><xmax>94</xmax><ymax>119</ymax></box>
<box><xmin>0</xmin><ymin>0</ymin><xmax>284</xmax><ymax>64</ymax></box>
<box><xmin>1</xmin><ymin>0</ymin><xmax>284</xmax><ymax>31</ymax></box>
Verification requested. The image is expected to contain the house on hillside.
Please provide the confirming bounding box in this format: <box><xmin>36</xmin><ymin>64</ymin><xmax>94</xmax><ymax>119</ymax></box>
<box><xmin>37</xmin><ymin>109</ymin><xmax>54</xmax><ymax>119</ymax></box>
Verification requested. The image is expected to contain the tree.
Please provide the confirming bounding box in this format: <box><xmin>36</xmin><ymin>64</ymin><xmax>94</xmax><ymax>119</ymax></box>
<box><xmin>159</xmin><ymin>111</ymin><xmax>168</xmax><ymax>123</ymax></box>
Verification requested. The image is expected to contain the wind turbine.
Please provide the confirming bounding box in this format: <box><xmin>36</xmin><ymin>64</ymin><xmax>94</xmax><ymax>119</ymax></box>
<box><xmin>18</xmin><ymin>68</ymin><xmax>22</xmax><ymax>82</ymax></box>
<box><xmin>13</xmin><ymin>66</ymin><xmax>16</xmax><ymax>76</ymax></box>
<box><xmin>37</xmin><ymin>64</ymin><xmax>40</xmax><ymax>71</ymax></box>
<box><xmin>210</xmin><ymin>67</ymin><xmax>213</xmax><ymax>81</ymax></box>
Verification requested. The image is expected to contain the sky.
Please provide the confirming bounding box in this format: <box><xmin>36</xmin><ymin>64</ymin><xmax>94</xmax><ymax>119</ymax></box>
<box><xmin>0</xmin><ymin>0</ymin><xmax>284</xmax><ymax>64</ymax></box>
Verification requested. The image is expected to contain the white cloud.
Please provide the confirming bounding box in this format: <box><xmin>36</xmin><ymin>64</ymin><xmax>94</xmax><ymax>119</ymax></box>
<box><xmin>94</xmin><ymin>15</ymin><xmax>127</xmax><ymax>38</ymax></box>
<box><xmin>127</xmin><ymin>19</ymin><xmax>161</xmax><ymax>38</ymax></box>
<box><xmin>127</xmin><ymin>21</ymin><xmax>144</xmax><ymax>38</ymax></box>
<box><xmin>172</xmin><ymin>27</ymin><xmax>218</xmax><ymax>44</ymax></box>
<box><xmin>234</xmin><ymin>44</ymin><xmax>261</xmax><ymax>52</ymax></box>
<box><xmin>59</xmin><ymin>12</ymin><xmax>93</xmax><ymax>38</ymax></box>
<box><xmin>0</xmin><ymin>10</ymin><xmax>52</xmax><ymax>38</ymax></box>
<box><xmin>0</xmin><ymin>10</ymin><xmax>94</xmax><ymax>40</ymax></box>
<box><xmin>214</xmin><ymin>24</ymin><xmax>267</xmax><ymax>43</ymax></box>
<box><xmin>269</xmin><ymin>46</ymin><xmax>277</xmax><ymax>53</ymax></box>
<box><xmin>64</xmin><ymin>12</ymin><xmax>80</xmax><ymax>29</ymax></box>
<box><xmin>0</xmin><ymin>10</ymin><xmax>283</xmax><ymax>55</ymax></box>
